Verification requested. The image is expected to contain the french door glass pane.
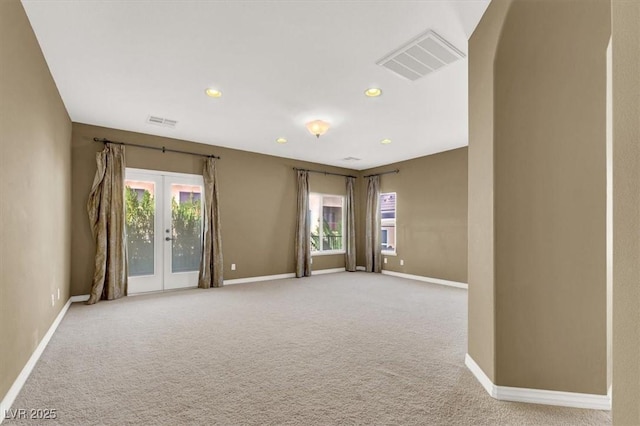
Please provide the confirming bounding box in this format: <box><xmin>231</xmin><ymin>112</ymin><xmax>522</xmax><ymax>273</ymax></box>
<box><xmin>125</xmin><ymin>180</ymin><xmax>155</xmax><ymax>276</ymax></box>
<box><xmin>171</xmin><ymin>184</ymin><xmax>202</xmax><ymax>273</ymax></box>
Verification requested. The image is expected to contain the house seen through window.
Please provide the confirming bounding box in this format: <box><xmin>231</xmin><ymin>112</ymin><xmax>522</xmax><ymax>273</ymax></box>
<box><xmin>381</xmin><ymin>192</ymin><xmax>396</xmax><ymax>253</ymax></box>
<box><xmin>309</xmin><ymin>193</ymin><xmax>345</xmax><ymax>253</ymax></box>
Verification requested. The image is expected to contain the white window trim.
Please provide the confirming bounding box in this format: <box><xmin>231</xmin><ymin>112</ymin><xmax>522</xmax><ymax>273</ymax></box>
<box><xmin>312</xmin><ymin>250</ymin><xmax>346</xmax><ymax>256</ymax></box>
<box><xmin>310</xmin><ymin>192</ymin><xmax>346</xmax><ymax>256</ymax></box>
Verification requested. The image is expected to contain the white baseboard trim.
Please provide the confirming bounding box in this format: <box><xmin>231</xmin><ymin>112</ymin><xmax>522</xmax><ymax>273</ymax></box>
<box><xmin>1</xmin><ymin>298</ymin><xmax>74</xmax><ymax>424</ymax></box>
<box><xmin>72</xmin><ymin>268</ymin><xmax>347</xmax><ymax>296</ymax></box>
<box><xmin>464</xmin><ymin>354</ymin><xmax>611</xmax><ymax>410</ymax></box>
<box><xmin>224</xmin><ymin>268</ymin><xmax>348</xmax><ymax>285</ymax></box>
<box><xmin>312</xmin><ymin>267</ymin><xmax>346</xmax><ymax>275</ymax></box>
<box><xmin>224</xmin><ymin>273</ymin><xmax>296</xmax><ymax>285</ymax></box>
<box><xmin>356</xmin><ymin>266</ymin><xmax>366</xmax><ymax>271</ymax></box>
<box><xmin>464</xmin><ymin>353</ymin><xmax>496</xmax><ymax>397</ymax></box>
<box><xmin>381</xmin><ymin>270</ymin><xmax>468</xmax><ymax>289</ymax></box>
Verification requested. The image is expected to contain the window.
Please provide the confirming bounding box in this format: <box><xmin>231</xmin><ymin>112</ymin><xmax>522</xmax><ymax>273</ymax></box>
<box><xmin>380</xmin><ymin>192</ymin><xmax>396</xmax><ymax>253</ymax></box>
<box><xmin>309</xmin><ymin>193</ymin><xmax>345</xmax><ymax>254</ymax></box>
<box><xmin>132</xmin><ymin>188</ymin><xmax>144</xmax><ymax>200</ymax></box>
<box><xmin>179</xmin><ymin>191</ymin><xmax>201</xmax><ymax>203</ymax></box>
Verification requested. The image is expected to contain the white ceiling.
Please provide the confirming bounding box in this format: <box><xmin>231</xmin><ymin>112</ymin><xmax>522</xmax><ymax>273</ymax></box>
<box><xmin>22</xmin><ymin>0</ymin><xmax>490</xmax><ymax>170</ymax></box>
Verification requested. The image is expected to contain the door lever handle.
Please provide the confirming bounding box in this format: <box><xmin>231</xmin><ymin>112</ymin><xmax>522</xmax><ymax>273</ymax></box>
<box><xmin>165</xmin><ymin>237</ymin><xmax>175</xmax><ymax>241</ymax></box>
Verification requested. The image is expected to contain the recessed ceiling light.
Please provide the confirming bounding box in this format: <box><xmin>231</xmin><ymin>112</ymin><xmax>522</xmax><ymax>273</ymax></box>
<box><xmin>365</xmin><ymin>88</ymin><xmax>382</xmax><ymax>97</ymax></box>
<box><xmin>380</xmin><ymin>138</ymin><xmax>392</xmax><ymax>144</ymax></box>
<box><xmin>205</xmin><ymin>88</ymin><xmax>222</xmax><ymax>98</ymax></box>
<box><xmin>276</xmin><ymin>137</ymin><xmax>287</xmax><ymax>144</ymax></box>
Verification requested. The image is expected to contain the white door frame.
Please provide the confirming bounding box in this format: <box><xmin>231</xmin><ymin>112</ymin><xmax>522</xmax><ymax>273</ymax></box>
<box><xmin>125</xmin><ymin>168</ymin><xmax>204</xmax><ymax>294</ymax></box>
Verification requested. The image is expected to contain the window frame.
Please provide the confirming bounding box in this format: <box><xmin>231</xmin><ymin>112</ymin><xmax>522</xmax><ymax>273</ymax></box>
<box><xmin>380</xmin><ymin>192</ymin><xmax>397</xmax><ymax>256</ymax></box>
<box><xmin>309</xmin><ymin>192</ymin><xmax>346</xmax><ymax>256</ymax></box>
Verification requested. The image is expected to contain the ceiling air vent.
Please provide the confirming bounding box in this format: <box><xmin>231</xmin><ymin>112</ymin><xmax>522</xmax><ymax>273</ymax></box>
<box><xmin>342</xmin><ymin>157</ymin><xmax>361</xmax><ymax>161</ymax></box>
<box><xmin>377</xmin><ymin>30</ymin><xmax>465</xmax><ymax>81</ymax></box>
<box><xmin>146</xmin><ymin>115</ymin><xmax>177</xmax><ymax>128</ymax></box>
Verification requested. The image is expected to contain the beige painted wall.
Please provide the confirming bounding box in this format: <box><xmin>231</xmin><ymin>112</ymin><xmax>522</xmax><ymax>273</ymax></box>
<box><xmin>612</xmin><ymin>0</ymin><xmax>640</xmax><ymax>423</ymax></box>
<box><xmin>469</xmin><ymin>0</ymin><xmax>610</xmax><ymax>395</ymax></box>
<box><xmin>71</xmin><ymin>123</ymin><xmax>357</xmax><ymax>296</ymax></box>
<box><xmin>493</xmin><ymin>0</ymin><xmax>610</xmax><ymax>394</ymax></box>
<box><xmin>467</xmin><ymin>0</ymin><xmax>512</xmax><ymax>383</ymax></box>
<box><xmin>359</xmin><ymin>148</ymin><xmax>468</xmax><ymax>283</ymax></box>
<box><xmin>0</xmin><ymin>0</ymin><xmax>72</xmax><ymax>400</ymax></box>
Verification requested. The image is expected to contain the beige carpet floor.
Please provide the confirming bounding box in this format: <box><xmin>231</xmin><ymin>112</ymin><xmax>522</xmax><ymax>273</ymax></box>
<box><xmin>5</xmin><ymin>272</ymin><xmax>610</xmax><ymax>425</ymax></box>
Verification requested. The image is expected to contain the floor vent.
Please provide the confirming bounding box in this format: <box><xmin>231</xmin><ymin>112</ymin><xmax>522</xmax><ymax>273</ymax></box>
<box><xmin>146</xmin><ymin>115</ymin><xmax>177</xmax><ymax>128</ymax></box>
<box><xmin>377</xmin><ymin>30</ymin><xmax>465</xmax><ymax>81</ymax></box>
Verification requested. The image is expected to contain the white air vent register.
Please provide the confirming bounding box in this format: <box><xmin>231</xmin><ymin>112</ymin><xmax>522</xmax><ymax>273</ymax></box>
<box><xmin>377</xmin><ymin>30</ymin><xmax>465</xmax><ymax>81</ymax></box>
<box><xmin>146</xmin><ymin>115</ymin><xmax>178</xmax><ymax>128</ymax></box>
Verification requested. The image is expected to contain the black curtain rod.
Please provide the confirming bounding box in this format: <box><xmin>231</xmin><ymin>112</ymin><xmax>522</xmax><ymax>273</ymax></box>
<box><xmin>93</xmin><ymin>138</ymin><xmax>221</xmax><ymax>159</ymax></box>
<box><xmin>293</xmin><ymin>167</ymin><xmax>357</xmax><ymax>179</ymax></box>
<box><xmin>363</xmin><ymin>169</ymin><xmax>399</xmax><ymax>178</ymax></box>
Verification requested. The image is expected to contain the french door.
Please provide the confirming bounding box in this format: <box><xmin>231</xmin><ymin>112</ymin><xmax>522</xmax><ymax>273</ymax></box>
<box><xmin>125</xmin><ymin>169</ymin><xmax>204</xmax><ymax>294</ymax></box>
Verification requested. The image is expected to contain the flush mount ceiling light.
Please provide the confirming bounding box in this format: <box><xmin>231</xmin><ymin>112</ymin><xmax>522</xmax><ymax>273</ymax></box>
<box><xmin>381</xmin><ymin>138</ymin><xmax>392</xmax><ymax>144</ymax></box>
<box><xmin>364</xmin><ymin>88</ymin><xmax>382</xmax><ymax>97</ymax></box>
<box><xmin>204</xmin><ymin>88</ymin><xmax>222</xmax><ymax>98</ymax></box>
<box><xmin>276</xmin><ymin>137</ymin><xmax>287</xmax><ymax>144</ymax></box>
<box><xmin>305</xmin><ymin>120</ymin><xmax>330</xmax><ymax>138</ymax></box>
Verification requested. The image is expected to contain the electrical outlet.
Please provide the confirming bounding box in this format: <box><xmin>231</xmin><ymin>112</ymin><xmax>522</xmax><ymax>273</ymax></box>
<box><xmin>310</xmin><ymin>258</ymin><xmax>313</xmax><ymax>264</ymax></box>
<box><xmin>51</xmin><ymin>294</ymin><xmax>55</xmax><ymax>307</ymax></box>
<box><xmin>57</xmin><ymin>288</ymin><xmax>60</xmax><ymax>300</ymax></box>
<box><xmin>231</xmin><ymin>263</ymin><xmax>236</xmax><ymax>271</ymax></box>
<box><xmin>400</xmin><ymin>259</ymin><xmax>404</xmax><ymax>266</ymax></box>
<box><xmin>384</xmin><ymin>257</ymin><xmax>388</xmax><ymax>264</ymax></box>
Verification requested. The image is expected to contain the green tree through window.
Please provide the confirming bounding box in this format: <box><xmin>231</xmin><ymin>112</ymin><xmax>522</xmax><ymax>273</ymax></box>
<box><xmin>171</xmin><ymin>193</ymin><xmax>202</xmax><ymax>273</ymax></box>
<box><xmin>125</xmin><ymin>186</ymin><xmax>155</xmax><ymax>276</ymax></box>
<box><xmin>125</xmin><ymin>187</ymin><xmax>202</xmax><ymax>276</ymax></box>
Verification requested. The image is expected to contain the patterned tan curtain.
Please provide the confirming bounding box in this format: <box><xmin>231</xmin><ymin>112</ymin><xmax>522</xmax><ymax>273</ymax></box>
<box><xmin>365</xmin><ymin>175</ymin><xmax>382</xmax><ymax>273</ymax></box>
<box><xmin>86</xmin><ymin>144</ymin><xmax>127</xmax><ymax>304</ymax></box>
<box><xmin>295</xmin><ymin>170</ymin><xmax>311</xmax><ymax>278</ymax></box>
<box><xmin>345</xmin><ymin>176</ymin><xmax>357</xmax><ymax>272</ymax></box>
<box><xmin>199</xmin><ymin>157</ymin><xmax>224</xmax><ymax>288</ymax></box>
